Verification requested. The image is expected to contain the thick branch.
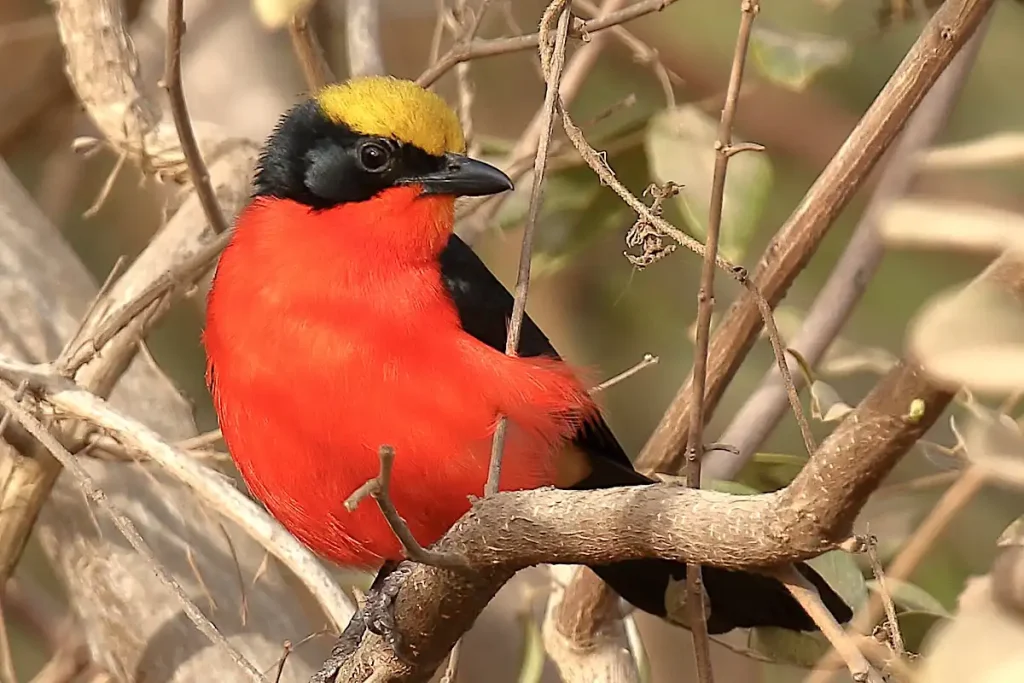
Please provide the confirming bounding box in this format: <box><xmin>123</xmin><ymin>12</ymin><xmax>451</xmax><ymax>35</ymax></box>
<box><xmin>333</xmin><ymin>359</ymin><xmax>947</xmax><ymax>681</ymax></box>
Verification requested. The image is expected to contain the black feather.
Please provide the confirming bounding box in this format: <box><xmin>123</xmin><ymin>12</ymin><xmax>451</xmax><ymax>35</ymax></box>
<box><xmin>438</xmin><ymin>233</ymin><xmax>853</xmax><ymax>633</ymax></box>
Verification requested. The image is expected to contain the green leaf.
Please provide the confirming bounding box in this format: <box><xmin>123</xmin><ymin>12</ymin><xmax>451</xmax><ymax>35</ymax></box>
<box><xmin>645</xmin><ymin>105</ymin><xmax>772</xmax><ymax>263</ymax></box>
<box><xmin>866</xmin><ymin>578</ymin><xmax>950</xmax><ymax>616</ymax></box>
<box><xmin>750</xmin><ymin>26</ymin><xmax>852</xmax><ymax>92</ymax></box>
<box><xmin>806</xmin><ymin>550</ymin><xmax>870</xmax><ymax>612</ymax></box>
<box><xmin>752</xmin><ymin>550</ymin><xmax>868</xmax><ymax>668</ymax></box>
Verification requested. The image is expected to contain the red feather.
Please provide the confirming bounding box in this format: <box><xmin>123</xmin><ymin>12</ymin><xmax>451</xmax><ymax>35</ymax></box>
<box><xmin>204</xmin><ymin>188</ymin><xmax>596</xmax><ymax>566</ymax></box>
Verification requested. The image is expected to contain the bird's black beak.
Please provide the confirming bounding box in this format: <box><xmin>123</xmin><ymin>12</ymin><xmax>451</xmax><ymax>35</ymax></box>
<box><xmin>399</xmin><ymin>153</ymin><xmax>513</xmax><ymax>197</ymax></box>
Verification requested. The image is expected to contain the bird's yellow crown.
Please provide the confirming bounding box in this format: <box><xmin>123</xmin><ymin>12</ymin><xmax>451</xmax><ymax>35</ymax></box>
<box><xmin>316</xmin><ymin>76</ymin><xmax>466</xmax><ymax>158</ymax></box>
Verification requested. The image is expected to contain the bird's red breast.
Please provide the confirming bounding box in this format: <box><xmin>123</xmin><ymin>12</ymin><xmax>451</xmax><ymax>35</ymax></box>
<box><xmin>204</xmin><ymin>188</ymin><xmax>596</xmax><ymax>566</ymax></box>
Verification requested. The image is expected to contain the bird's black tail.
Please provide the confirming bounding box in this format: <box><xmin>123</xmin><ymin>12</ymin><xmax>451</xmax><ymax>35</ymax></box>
<box><xmin>569</xmin><ymin>457</ymin><xmax>853</xmax><ymax>634</ymax></box>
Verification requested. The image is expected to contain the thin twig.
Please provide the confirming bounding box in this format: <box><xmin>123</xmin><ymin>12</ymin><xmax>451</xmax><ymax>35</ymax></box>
<box><xmin>682</xmin><ymin>4</ymin><xmax>760</xmax><ymax>680</ymax></box>
<box><xmin>484</xmin><ymin>0</ymin><xmax>572</xmax><ymax>497</ymax></box>
<box><xmin>176</xmin><ymin>428</ymin><xmax>223</xmax><ymax>451</ymax></box>
<box><xmin>776</xmin><ymin>566</ymin><xmax>884</xmax><ymax>683</ymax></box>
<box><xmin>345</xmin><ymin>446</ymin><xmax>469</xmax><ymax>569</ymax></box>
<box><xmin>704</xmin><ymin>9</ymin><xmax>990</xmax><ymax>481</ymax></box>
<box><xmin>551</xmin><ymin>80</ymin><xmax>813</xmax><ymax>476</ymax></box>
<box><xmin>572</xmin><ymin>0</ymin><xmax>680</xmax><ymax>105</ymax></box>
<box><xmin>806</xmin><ymin>467</ymin><xmax>988</xmax><ymax>683</ymax></box>
<box><xmin>162</xmin><ymin>0</ymin><xmax>231</xmax><ymax>236</ymax></box>
<box><xmin>0</xmin><ymin>386</ymin><xmax>263</xmax><ymax>682</ymax></box>
<box><xmin>590</xmin><ymin>353</ymin><xmax>659</xmax><ymax>394</ymax></box>
<box><xmin>289</xmin><ymin>13</ymin><xmax>335</xmax><ymax>91</ymax></box>
<box><xmin>417</xmin><ymin>0</ymin><xmax>681</xmax><ymax>87</ymax></box>
<box><xmin>346</xmin><ymin>0</ymin><xmax>385</xmax><ymax>77</ymax></box>
<box><xmin>458</xmin><ymin>0</ymin><xmax>630</xmax><ymax>242</ymax></box>
<box><xmin>865</xmin><ymin>536</ymin><xmax>905</xmax><ymax>657</ymax></box>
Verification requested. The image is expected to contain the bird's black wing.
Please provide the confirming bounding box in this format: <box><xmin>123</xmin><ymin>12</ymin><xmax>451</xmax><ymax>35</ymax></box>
<box><xmin>439</xmin><ymin>233</ymin><xmax>634</xmax><ymax>471</ymax></box>
<box><xmin>437</xmin><ymin>233</ymin><xmax>853</xmax><ymax>634</ymax></box>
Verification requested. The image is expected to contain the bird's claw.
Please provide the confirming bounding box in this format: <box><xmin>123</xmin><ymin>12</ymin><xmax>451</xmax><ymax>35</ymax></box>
<box><xmin>309</xmin><ymin>614</ymin><xmax>367</xmax><ymax>683</ymax></box>
<box><xmin>363</xmin><ymin>562</ymin><xmax>415</xmax><ymax>661</ymax></box>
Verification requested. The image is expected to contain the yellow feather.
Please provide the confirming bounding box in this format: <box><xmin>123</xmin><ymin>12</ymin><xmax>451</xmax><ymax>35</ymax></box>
<box><xmin>316</xmin><ymin>76</ymin><xmax>466</xmax><ymax>157</ymax></box>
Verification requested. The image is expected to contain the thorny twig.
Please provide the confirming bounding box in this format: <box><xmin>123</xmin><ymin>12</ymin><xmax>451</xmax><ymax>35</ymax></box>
<box><xmin>0</xmin><ymin>385</ymin><xmax>264</xmax><ymax>682</ymax></box>
<box><xmin>163</xmin><ymin>0</ymin><xmax>230</xmax><ymax>236</ymax></box>
<box><xmin>485</xmin><ymin>0</ymin><xmax>572</xmax><ymax>497</ymax></box>
<box><xmin>345</xmin><ymin>445</ymin><xmax>469</xmax><ymax>569</ymax></box>
<box><xmin>682</xmin><ymin>2</ymin><xmax>762</xmax><ymax>679</ymax></box>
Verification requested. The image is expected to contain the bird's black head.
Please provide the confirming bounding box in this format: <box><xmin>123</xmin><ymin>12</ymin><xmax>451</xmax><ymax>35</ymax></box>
<box><xmin>254</xmin><ymin>76</ymin><xmax>513</xmax><ymax>210</ymax></box>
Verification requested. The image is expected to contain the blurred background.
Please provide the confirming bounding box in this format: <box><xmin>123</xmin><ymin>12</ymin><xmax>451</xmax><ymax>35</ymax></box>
<box><xmin>3</xmin><ymin>0</ymin><xmax>1024</xmax><ymax>681</ymax></box>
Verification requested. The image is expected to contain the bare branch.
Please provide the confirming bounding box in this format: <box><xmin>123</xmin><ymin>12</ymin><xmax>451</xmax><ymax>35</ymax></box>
<box><xmin>682</xmin><ymin>2</ymin><xmax>761</xmax><ymax>678</ymax></box>
<box><xmin>0</xmin><ymin>386</ymin><xmax>263</xmax><ymax>682</ymax></box>
<box><xmin>346</xmin><ymin>0</ymin><xmax>385</xmax><ymax>77</ymax></box>
<box><xmin>589</xmin><ymin>354</ymin><xmax>659</xmax><ymax>394</ymax></box>
<box><xmin>705</xmin><ymin>11</ymin><xmax>992</xmax><ymax>481</ymax></box>
<box><xmin>637</xmin><ymin>0</ymin><xmax>997</xmax><ymax>474</ymax></box>
<box><xmin>0</xmin><ymin>358</ymin><xmax>354</xmax><ymax>633</ymax></box>
<box><xmin>163</xmin><ymin>0</ymin><xmax>232</xmax><ymax>237</ymax></box>
<box><xmin>485</xmin><ymin>0</ymin><xmax>571</xmax><ymax>496</ymax></box>
<box><xmin>543</xmin><ymin>566</ymin><xmax>639</xmax><ymax>683</ymax></box>
<box><xmin>775</xmin><ymin>566</ymin><xmax>882</xmax><ymax>683</ymax></box>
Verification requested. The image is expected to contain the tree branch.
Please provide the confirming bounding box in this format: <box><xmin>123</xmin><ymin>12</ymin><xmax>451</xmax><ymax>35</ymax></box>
<box><xmin>636</xmin><ymin>0</ymin><xmax>997</xmax><ymax>474</ymax></box>
<box><xmin>704</xmin><ymin>11</ymin><xmax>993</xmax><ymax>481</ymax></box>
<box><xmin>331</xmin><ymin>356</ymin><xmax>948</xmax><ymax>681</ymax></box>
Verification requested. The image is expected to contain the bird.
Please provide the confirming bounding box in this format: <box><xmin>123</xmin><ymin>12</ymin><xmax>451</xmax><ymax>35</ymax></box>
<box><xmin>203</xmin><ymin>75</ymin><xmax>852</xmax><ymax>644</ymax></box>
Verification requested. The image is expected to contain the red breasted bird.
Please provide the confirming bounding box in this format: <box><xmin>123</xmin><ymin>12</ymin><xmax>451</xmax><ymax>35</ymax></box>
<box><xmin>204</xmin><ymin>76</ymin><xmax>851</xmax><ymax>637</ymax></box>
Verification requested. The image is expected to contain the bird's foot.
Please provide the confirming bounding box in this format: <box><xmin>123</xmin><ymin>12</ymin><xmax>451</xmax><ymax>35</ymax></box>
<box><xmin>309</xmin><ymin>612</ymin><xmax>367</xmax><ymax>683</ymax></box>
<box><xmin>363</xmin><ymin>561</ymin><xmax>415</xmax><ymax>661</ymax></box>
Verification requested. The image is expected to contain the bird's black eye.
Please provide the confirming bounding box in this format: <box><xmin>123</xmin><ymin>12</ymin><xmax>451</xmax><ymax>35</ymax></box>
<box><xmin>356</xmin><ymin>139</ymin><xmax>393</xmax><ymax>173</ymax></box>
